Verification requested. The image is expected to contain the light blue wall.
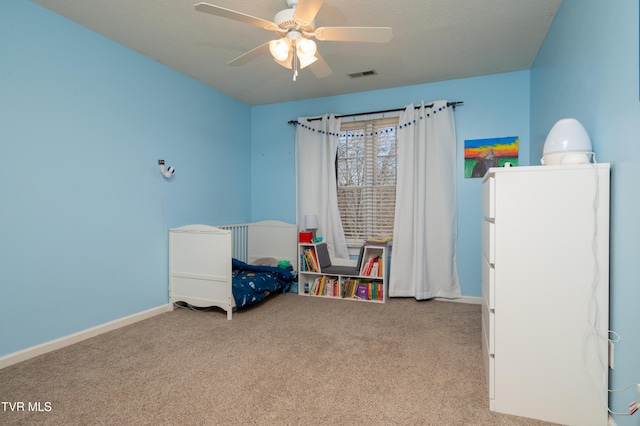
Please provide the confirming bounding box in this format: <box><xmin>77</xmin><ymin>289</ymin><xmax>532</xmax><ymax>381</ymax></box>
<box><xmin>251</xmin><ymin>71</ymin><xmax>531</xmax><ymax>297</ymax></box>
<box><xmin>531</xmin><ymin>1</ymin><xmax>640</xmax><ymax>423</ymax></box>
<box><xmin>13</xmin><ymin>6</ymin><xmax>636</xmax><ymax>420</ymax></box>
<box><xmin>0</xmin><ymin>1</ymin><xmax>251</xmax><ymax>356</ymax></box>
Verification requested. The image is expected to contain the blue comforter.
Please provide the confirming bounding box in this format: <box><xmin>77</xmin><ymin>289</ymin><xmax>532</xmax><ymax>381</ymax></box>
<box><xmin>231</xmin><ymin>259</ymin><xmax>296</xmax><ymax>308</ymax></box>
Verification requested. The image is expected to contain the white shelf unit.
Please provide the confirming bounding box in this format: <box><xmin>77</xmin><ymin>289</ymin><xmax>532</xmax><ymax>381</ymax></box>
<box><xmin>298</xmin><ymin>243</ymin><xmax>389</xmax><ymax>303</ymax></box>
<box><xmin>481</xmin><ymin>164</ymin><xmax>610</xmax><ymax>425</ymax></box>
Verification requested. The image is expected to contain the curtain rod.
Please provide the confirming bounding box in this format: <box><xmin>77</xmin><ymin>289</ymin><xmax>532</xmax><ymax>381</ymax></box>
<box><xmin>287</xmin><ymin>101</ymin><xmax>463</xmax><ymax>124</ymax></box>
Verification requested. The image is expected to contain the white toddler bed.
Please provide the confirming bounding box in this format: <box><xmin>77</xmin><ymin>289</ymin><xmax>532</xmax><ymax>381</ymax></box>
<box><xmin>169</xmin><ymin>220</ymin><xmax>297</xmax><ymax>320</ymax></box>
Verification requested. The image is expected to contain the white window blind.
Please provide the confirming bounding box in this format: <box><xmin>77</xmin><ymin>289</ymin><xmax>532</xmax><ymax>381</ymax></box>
<box><xmin>337</xmin><ymin>117</ymin><xmax>398</xmax><ymax>244</ymax></box>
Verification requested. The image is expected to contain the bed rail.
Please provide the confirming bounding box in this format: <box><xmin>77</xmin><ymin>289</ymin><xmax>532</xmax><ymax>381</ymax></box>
<box><xmin>217</xmin><ymin>223</ymin><xmax>249</xmax><ymax>263</ymax></box>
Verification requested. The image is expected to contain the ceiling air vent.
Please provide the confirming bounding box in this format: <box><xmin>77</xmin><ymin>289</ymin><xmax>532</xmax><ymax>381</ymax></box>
<box><xmin>348</xmin><ymin>70</ymin><xmax>377</xmax><ymax>78</ymax></box>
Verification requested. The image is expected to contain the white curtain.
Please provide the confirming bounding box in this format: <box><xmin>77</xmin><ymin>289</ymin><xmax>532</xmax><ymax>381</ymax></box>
<box><xmin>389</xmin><ymin>101</ymin><xmax>461</xmax><ymax>299</ymax></box>
<box><xmin>295</xmin><ymin>114</ymin><xmax>349</xmax><ymax>259</ymax></box>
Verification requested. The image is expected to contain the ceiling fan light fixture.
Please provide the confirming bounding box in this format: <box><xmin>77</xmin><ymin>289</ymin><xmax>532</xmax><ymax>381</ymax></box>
<box><xmin>194</xmin><ymin>0</ymin><xmax>393</xmax><ymax>81</ymax></box>
<box><xmin>298</xmin><ymin>54</ymin><xmax>317</xmax><ymax>69</ymax></box>
<box><xmin>273</xmin><ymin>50</ymin><xmax>293</xmax><ymax>69</ymax></box>
<box><xmin>269</xmin><ymin>38</ymin><xmax>291</xmax><ymax>61</ymax></box>
<box><xmin>296</xmin><ymin>38</ymin><xmax>317</xmax><ymax>61</ymax></box>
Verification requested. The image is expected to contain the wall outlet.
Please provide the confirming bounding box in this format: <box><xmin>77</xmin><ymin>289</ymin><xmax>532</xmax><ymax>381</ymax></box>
<box><xmin>609</xmin><ymin>341</ymin><xmax>614</xmax><ymax>369</ymax></box>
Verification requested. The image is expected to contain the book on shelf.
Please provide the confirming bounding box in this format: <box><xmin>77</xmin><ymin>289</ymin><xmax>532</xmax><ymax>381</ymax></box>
<box><xmin>370</xmin><ymin>261</ymin><xmax>378</xmax><ymax>277</ymax></box>
<box><xmin>345</xmin><ymin>281</ymin><xmax>383</xmax><ymax>301</ymax></box>
<box><xmin>301</xmin><ymin>254</ymin><xmax>314</xmax><ymax>272</ymax></box>
<box><xmin>356</xmin><ymin>284</ymin><xmax>368</xmax><ymax>300</ymax></box>
<box><xmin>317</xmin><ymin>276</ymin><xmax>325</xmax><ymax>295</ymax></box>
<box><xmin>364</xmin><ymin>237</ymin><xmax>392</xmax><ymax>246</ymax></box>
<box><xmin>341</xmin><ymin>278</ymin><xmax>350</xmax><ymax>298</ymax></box>
<box><xmin>342</xmin><ymin>277</ymin><xmax>359</xmax><ymax>299</ymax></box>
<box><xmin>361</xmin><ymin>255</ymin><xmax>382</xmax><ymax>277</ymax></box>
<box><xmin>302</xmin><ymin>246</ymin><xmax>320</xmax><ymax>272</ymax></box>
<box><xmin>310</xmin><ymin>276</ymin><xmax>320</xmax><ymax>295</ymax></box>
<box><xmin>372</xmin><ymin>281</ymin><xmax>383</xmax><ymax>300</ymax></box>
<box><xmin>309</xmin><ymin>275</ymin><xmax>339</xmax><ymax>297</ymax></box>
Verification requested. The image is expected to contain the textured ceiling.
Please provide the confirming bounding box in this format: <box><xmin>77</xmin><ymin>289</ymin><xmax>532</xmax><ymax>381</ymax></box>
<box><xmin>31</xmin><ymin>0</ymin><xmax>562</xmax><ymax>106</ymax></box>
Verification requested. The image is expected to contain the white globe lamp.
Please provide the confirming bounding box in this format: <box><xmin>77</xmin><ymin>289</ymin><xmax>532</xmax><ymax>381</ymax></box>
<box><xmin>541</xmin><ymin>118</ymin><xmax>593</xmax><ymax>165</ymax></box>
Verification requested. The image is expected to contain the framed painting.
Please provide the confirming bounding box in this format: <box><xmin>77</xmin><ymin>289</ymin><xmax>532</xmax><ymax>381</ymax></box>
<box><xmin>464</xmin><ymin>136</ymin><xmax>519</xmax><ymax>178</ymax></box>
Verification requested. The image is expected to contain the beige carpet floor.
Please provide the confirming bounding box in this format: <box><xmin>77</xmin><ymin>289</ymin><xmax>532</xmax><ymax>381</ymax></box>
<box><xmin>0</xmin><ymin>294</ymin><xmax>556</xmax><ymax>425</ymax></box>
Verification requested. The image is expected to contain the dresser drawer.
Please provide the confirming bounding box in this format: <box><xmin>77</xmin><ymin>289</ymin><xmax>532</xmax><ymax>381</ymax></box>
<box><xmin>482</xmin><ymin>176</ymin><xmax>495</xmax><ymax>219</ymax></box>
<box><xmin>482</xmin><ymin>252</ymin><xmax>495</xmax><ymax>310</ymax></box>
<box><xmin>481</xmin><ymin>295</ymin><xmax>495</xmax><ymax>355</ymax></box>
<box><xmin>482</xmin><ymin>219</ymin><xmax>495</xmax><ymax>264</ymax></box>
<box><xmin>481</xmin><ymin>313</ymin><xmax>495</xmax><ymax>400</ymax></box>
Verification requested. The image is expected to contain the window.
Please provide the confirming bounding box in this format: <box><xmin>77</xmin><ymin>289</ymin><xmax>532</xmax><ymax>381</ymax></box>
<box><xmin>336</xmin><ymin>117</ymin><xmax>398</xmax><ymax>244</ymax></box>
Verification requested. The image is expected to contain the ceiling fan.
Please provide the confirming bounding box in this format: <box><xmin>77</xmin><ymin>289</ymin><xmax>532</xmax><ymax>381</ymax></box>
<box><xmin>194</xmin><ymin>0</ymin><xmax>393</xmax><ymax>80</ymax></box>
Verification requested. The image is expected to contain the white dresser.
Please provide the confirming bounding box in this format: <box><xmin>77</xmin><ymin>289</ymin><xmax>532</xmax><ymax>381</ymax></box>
<box><xmin>481</xmin><ymin>164</ymin><xmax>610</xmax><ymax>425</ymax></box>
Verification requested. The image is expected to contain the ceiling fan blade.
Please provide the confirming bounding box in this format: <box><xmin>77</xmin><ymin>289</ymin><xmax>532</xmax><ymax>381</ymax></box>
<box><xmin>228</xmin><ymin>42</ymin><xmax>271</xmax><ymax>66</ymax></box>
<box><xmin>194</xmin><ymin>2</ymin><xmax>279</xmax><ymax>31</ymax></box>
<box><xmin>314</xmin><ymin>26</ymin><xmax>393</xmax><ymax>43</ymax></box>
<box><xmin>309</xmin><ymin>52</ymin><xmax>332</xmax><ymax>78</ymax></box>
<box><xmin>293</xmin><ymin>0</ymin><xmax>323</xmax><ymax>28</ymax></box>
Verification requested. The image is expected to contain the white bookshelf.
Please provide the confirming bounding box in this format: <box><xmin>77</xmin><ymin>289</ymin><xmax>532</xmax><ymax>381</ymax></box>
<box><xmin>298</xmin><ymin>243</ymin><xmax>389</xmax><ymax>303</ymax></box>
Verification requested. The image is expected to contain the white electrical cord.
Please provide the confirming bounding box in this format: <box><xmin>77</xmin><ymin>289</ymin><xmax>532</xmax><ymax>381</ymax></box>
<box><xmin>583</xmin><ymin>154</ymin><xmax>639</xmax><ymax>417</ymax></box>
<box><xmin>159</xmin><ymin>175</ymin><xmax>169</xmax><ymax>247</ymax></box>
<box><xmin>581</xmin><ymin>154</ymin><xmax>609</xmax><ymax>410</ymax></box>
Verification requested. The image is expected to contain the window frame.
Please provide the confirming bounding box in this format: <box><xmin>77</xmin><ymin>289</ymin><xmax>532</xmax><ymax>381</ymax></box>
<box><xmin>336</xmin><ymin>116</ymin><xmax>399</xmax><ymax>246</ymax></box>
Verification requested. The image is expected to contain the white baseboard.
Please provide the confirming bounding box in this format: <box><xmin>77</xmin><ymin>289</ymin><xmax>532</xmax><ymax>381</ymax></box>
<box><xmin>0</xmin><ymin>304</ymin><xmax>173</xmax><ymax>370</ymax></box>
<box><xmin>435</xmin><ymin>295</ymin><xmax>482</xmax><ymax>305</ymax></box>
